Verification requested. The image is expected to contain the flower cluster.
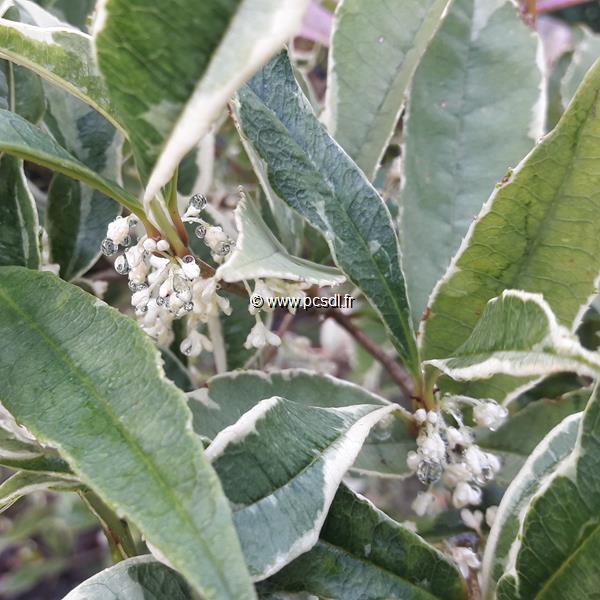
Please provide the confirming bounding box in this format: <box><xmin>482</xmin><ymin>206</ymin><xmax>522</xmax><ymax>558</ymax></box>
<box><xmin>103</xmin><ymin>192</ymin><xmax>319</xmax><ymax>357</ymax></box>
<box><xmin>101</xmin><ymin>200</ymin><xmax>233</xmax><ymax>355</ymax></box>
<box><xmin>408</xmin><ymin>397</ymin><xmax>507</xmax><ymax>517</ymax></box>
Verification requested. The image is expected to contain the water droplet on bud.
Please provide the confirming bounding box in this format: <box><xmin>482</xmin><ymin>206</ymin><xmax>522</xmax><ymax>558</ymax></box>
<box><xmin>183</xmin><ymin>255</ymin><xmax>195</xmax><ymax>263</ymax></box>
<box><xmin>190</xmin><ymin>194</ymin><xmax>207</xmax><ymax>210</ymax></box>
<box><xmin>216</xmin><ymin>241</ymin><xmax>231</xmax><ymax>256</ymax></box>
<box><xmin>173</xmin><ymin>274</ymin><xmax>189</xmax><ymax>294</ymax></box>
<box><xmin>181</xmin><ymin>341</ymin><xmax>193</xmax><ymax>356</ymax></box>
<box><xmin>101</xmin><ymin>238</ymin><xmax>117</xmax><ymax>256</ymax></box>
<box><xmin>417</xmin><ymin>460</ymin><xmax>442</xmax><ymax>485</ymax></box>
<box><xmin>129</xmin><ymin>281</ymin><xmax>148</xmax><ymax>292</ymax></box>
<box><xmin>156</xmin><ymin>296</ymin><xmax>166</xmax><ymax>306</ymax></box>
<box><xmin>184</xmin><ymin>302</ymin><xmax>194</xmax><ymax>312</ymax></box>
<box><xmin>195</xmin><ymin>224</ymin><xmax>206</xmax><ymax>239</ymax></box>
<box><xmin>114</xmin><ymin>255</ymin><xmax>130</xmax><ymax>275</ymax></box>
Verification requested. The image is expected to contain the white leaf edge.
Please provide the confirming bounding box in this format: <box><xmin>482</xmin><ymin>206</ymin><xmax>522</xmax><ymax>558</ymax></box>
<box><xmin>425</xmin><ymin>290</ymin><xmax>600</xmax><ymax>381</ymax></box>
<box><xmin>139</xmin><ymin>0</ymin><xmax>311</xmax><ymax>203</ymax></box>
<box><xmin>0</xmin><ymin>18</ymin><xmax>123</xmax><ymax>132</ymax></box>
<box><xmin>205</xmin><ymin>396</ymin><xmax>396</xmax><ymax>580</ymax></box>
<box><xmin>216</xmin><ymin>195</ymin><xmax>345</xmax><ymax>286</ymax></box>
<box><xmin>481</xmin><ymin>411</ymin><xmax>581</xmax><ymax>597</ymax></box>
<box><xmin>322</xmin><ymin>0</ymin><xmax>452</xmax><ymax>181</ymax></box>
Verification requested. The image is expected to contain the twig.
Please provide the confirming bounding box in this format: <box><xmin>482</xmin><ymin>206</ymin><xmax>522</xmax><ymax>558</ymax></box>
<box><xmin>324</xmin><ymin>309</ymin><xmax>414</xmax><ymax>397</ymax></box>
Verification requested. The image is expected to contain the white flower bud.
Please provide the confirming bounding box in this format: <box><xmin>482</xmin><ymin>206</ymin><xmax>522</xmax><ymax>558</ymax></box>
<box><xmin>180</xmin><ymin>259</ymin><xmax>200</xmax><ymax>280</ymax></box>
<box><xmin>427</xmin><ymin>411</ymin><xmax>438</xmax><ymax>425</ymax></box>
<box><xmin>131</xmin><ymin>288</ymin><xmax>150</xmax><ymax>307</ymax></box>
<box><xmin>446</xmin><ymin>427</ymin><xmax>465</xmax><ymax>449</ymax></box>
<box><xmin>157</xmin><ymin>239</ymin><xmax>170</xmax><ymax>252</ymax></box>
<box><xmin>406</xmin><ymin>451</ymin><xmax>420</xmax><ymax>471</ymax></box>
<box><xmin>107</xmin><ymin>216</ymin><xmax>130</xmax><ymax>245</ymax></box>
<box><xmin>452</xmin><ymin>482</ymin><xmax>482</xmax><ymax>509</ymax></box>
<box><xmin>485</xmin><ymin>452</ymin><xmax>501</xmax><ymax>473</ymax></box>
<box><xmin>414</xmin><ymin>408</ymin><xmax>427</xmax><ymax>424</ymax></box>
<box><xmin>420</xmin><ymin>432</ymin><xmax>446</xmax><ymax>462</ymax></box>
<box><xmin>244</xmin><ymin>320</ymin><xmax>281</xmax><ymax>349</ymax></box>
<box><xmin>180</xmin><ymin>330</ymin><xmax>212</xmax><ymax>357</ymax></box>
<box><xmin>143</xmin><ymin>238</ymin><xmax>157</xmax><ymax>251</ymax></box>
<box><xmin>465</xmin><ymin>446</ymin><xmax>486</xmax><ymax>477</ymax></box>
<box><xmin>474</xmin><ymin>400</ymin><xmax>508</xmax><ymax>430</ymax></box>
<box><xmin>204</xmin><ymin>226</ymin><xmax>227</xmax><ymax>251</ymax></box>
<box><xmin>412</xmin><ymin>491</ymin><xmax>435</xmax><ymax>517</ymax></box>
<box><xmin>443</xmin><ymin>463</ymin><xmax>472</xmax><ymax>487</ymax></box>
<box><xmin>450</xmin><ymin>547</ymin><xmax>481</xmax><ymax>578</ymax></box>
<box><xmin>460</xmin><ymin>508</ymin><xmax>483</xmax><ymax>533</ymax></box>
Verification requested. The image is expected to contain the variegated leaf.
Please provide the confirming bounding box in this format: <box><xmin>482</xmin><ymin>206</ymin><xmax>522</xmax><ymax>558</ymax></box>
<box><xmin>493</xmin><ymin>381</ymin><xmax>600</xmax><ymax>599</ymax></box>
<box><xmin>205</xmin><ymin>396</ymin><xmax>397</xmax><ymax>579</ymax></box>
<box><xmin>63</xmin><ymin>556</ymin><xmax>192</xmax><ymax>600</ymax></box>
<box><xmin>234</xmin><ymin>51</ymin><xmax>419</xmax><ymax>374</ymax></box>
<box><xmin>0</xmin><ymin>154</ymin><xmax>40</xmax><ymax>268</ymax></box>
<box><xmin>324</xmin><ymin>0</ymin><xmax>450</xmax><ymax>179</ymax></box>
<box><xmin>188</xmin><ymin>369</ymin><xmax>415</xmax><ymax>478</ymax></box>
<box><xmin>94</xmin><ymin>0</ymin><xmax>310</xmax><ymax>199</ymax></box>
<box><xmin>481</xmin><ymin>412</ymin><xmax>581</xmax><ymax>596</ymax></box>
<box><xmin>421</xmin><ymin>59</ymin><xmax>600</xmax><ymax>383</ymax></box>
<box><xmin>0</xmin><ymin>471</ymin><xmax>79</xmax><ymax>511</ymax></box>
<box><xmin>44</xmin><ymin>84</ymin><xmax>123</xmax><ymax>280</ymax></box>
<box><xmin>0</xmin><ymin>108</ymin><xmax>141</xmax><ymax>215</ymax></box>
<box><xmin>0</xmin><ymin>12</ymin><xmax>120</xmax><ymax>130</ymax></box>
<box><xmin>400</xmin><ymin>0</ymin><xmax>543</xmax><ymax>323</ymax></box>
<box><xmin>216</xmin><ymin>195</ymin><xmax>345</xmax><ymax>286</ymax></box>
<box><xmin>426</xmin><ymin>290</ymin><xmax>600</xmax><ymax>382</ymax></box>
<box><xmin>260</xmin><ymin>485</ymin><xmax>467</xmax><ymax>600</ymax></box>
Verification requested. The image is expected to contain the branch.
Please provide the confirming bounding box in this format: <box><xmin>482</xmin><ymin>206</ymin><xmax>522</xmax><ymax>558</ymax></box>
<box><xmin>324</xmin><ymin>309</ymin><xmax>414</xmax><ymax>397</ymax></box>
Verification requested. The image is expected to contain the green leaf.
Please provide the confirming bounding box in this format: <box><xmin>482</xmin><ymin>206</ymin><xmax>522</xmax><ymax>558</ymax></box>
<box><xmin>492</xmin><ymin>380</ymin><xmax>600</xmax><ymax>599</ymax></box>
<box><xmin>188</xmin><ymin>369</ymin><xmax>415</xmax><ymax>477</ymax></box>
<box><xmin>0</xmin><ymin>61</ymin><xmax>44</xmax><ymax>124</ymax></box>
<box><xmin>206</xmin><ymin>396</ymin><xmax>396</xmax><ymax>579</ymax></box>
<box><xmin>477</xmin><ymin>388</ymin><xmax>589</xmax><ymax>485</ymax></box>
<box><xmin>324</xmin><ymin>0</ymin><xmax>450</xmax><ymax>179</ymax></box>
<box><xmin>236</xmin><ymin>125</ymin><xmax>304</xmax><ymax>255</ymax></box>
<box><xmin>481</xmin><ymin>412</ymin><xmax>581</xmax><ymax>595</ymax></box>
<box><xmin>400</xmin><ymin>0</ymin><xmax>542</xmax><ymax>323</ymax></box>
<box><xmin>426</xmin><ymin>290</ymin><xmax>600</xmax><ymax>382</ymax></box>
<box><xmin>44</xmin><ymin>84</ymin><xmax>122</xmax><ymax>280</ymax></box>
<box><xmin>562</xmin><ymin>26</ymin><xmax>600</xmax><ymax>107</ymax></box>
<box><xmin>0</xmin><ymin>154</ymin><xmax>40</xmax><ymax>268</ymax></box>
<box><xmin>0</xmin><ymin>15</ymin><xmax>120</xmax><ymax>130</ymax></box>
<box><xmin>546</xmin><ymin>50</ymin><xmax>573</xmax><ymax>132</ymax></box>
<box><xmin>160</xmin><ymin>347</ymin><xmax>193</xmax><ymax>392</ymax></box>
<box><xmin>63</xmin><ymin>555</ymin><xmax>193</xmax><ymax>600</ymax></box>
<box><xmin>260</xmin><ymin>485</ymin><xmax>467</xmax><ymax>600</ymax></box>
<box><xmin>94</xmin><ymin>0</ymin><xmax>310</xmax><ymax>200</ymax></box>
<box><xmin>0</xmin><ymin>108</ymin><xmax>141</xmax><ymax>215</ymax></box>
<box><xmin>0</xmin><ymin>471</ymin><xmax>79</xmax><ymax>511</ymax></box>
<box><xmin>421</xmin><ymin>58</ymin><xmax>600</xmax><ymax>369</ymax></box>
<box><xmin>0</xmin><ymin>267</ymin><xmax>255</xmax><ymax>600</ymax></box>
<box><xmin>31</xmin><ymin>0</ymin><xmax>96</xmax><ymax>31</ymax></box>
<box><xmin>0</xmin><ymin>426</ymin><xmax>71</xmax><ymax>474</ymax></box>
<box><xmin>235</xmin><ymin>52</ymin><xmax>419</xmax><ymax>373</ymax></box>
<box><xmin>216</xmin><ymin>195</ymin><xmax>345</xmax><ymax>286</ymax></box>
